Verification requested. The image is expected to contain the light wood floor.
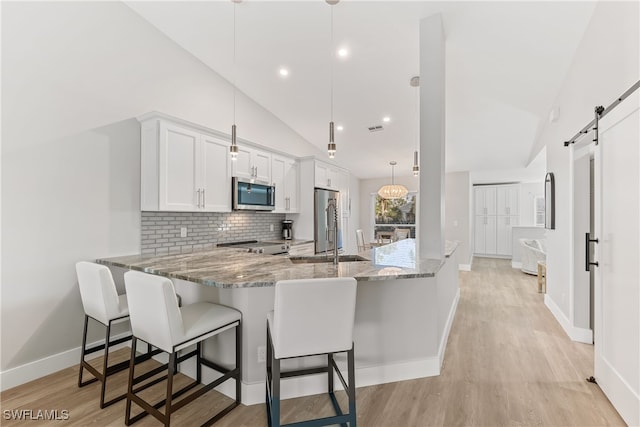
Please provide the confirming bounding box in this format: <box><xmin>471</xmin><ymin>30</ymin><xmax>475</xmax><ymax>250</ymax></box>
<box><xmin>1</xmin><ymin>258</ymin><xmax>625</xmax><ymax>426</ymax></box>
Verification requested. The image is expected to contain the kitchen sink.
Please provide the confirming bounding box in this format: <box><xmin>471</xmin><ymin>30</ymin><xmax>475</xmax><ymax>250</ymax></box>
<box><xmin>288</xmin><ymin>255</ymin><xmax>369</xmax><ymax>264</ymax></box>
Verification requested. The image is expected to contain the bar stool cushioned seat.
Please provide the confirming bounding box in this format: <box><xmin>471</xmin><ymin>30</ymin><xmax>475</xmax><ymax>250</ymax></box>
<box><xmin>124</xmin><ymin>271</ymin><xmax>242</xmax><ymax>426</ymax></box>
<box><xmin>266</xmin><ymin>277</ymin><xmax>357</xmax><ymax>427</ymax></box>
<box><xmin>76</xmin><ymin>261</ymin><xmax>159</xmax><ymax>409</ymax></box>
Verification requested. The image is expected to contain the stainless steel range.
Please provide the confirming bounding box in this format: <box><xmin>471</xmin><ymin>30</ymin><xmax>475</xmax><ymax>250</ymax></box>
<box><xmin>217</xmin><ymin>240</ymin><xmax>290</xmax><ymax>255</ymax></box>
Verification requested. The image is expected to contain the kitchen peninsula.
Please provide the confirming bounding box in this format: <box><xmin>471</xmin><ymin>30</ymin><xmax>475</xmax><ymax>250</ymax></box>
<box><xmin>97</xmin><ymin>239</ymin><xmax>460</xmax><ymax>405</ymax></box>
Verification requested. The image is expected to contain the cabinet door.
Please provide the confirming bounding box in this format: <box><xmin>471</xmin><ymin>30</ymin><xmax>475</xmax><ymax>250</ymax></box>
<box><xmin>252</xmin><ymin>149</ymin><xmax>271</xmax><ymax>183</ymax></box>
<box><xmin>201</xmin><ymin>134</ymin><xmax>231</xmax><ymax>212</ymax></box>
<box><xmin>475</xmin><ymin>187</ymin><xmax>497</xmax><ymax>215</ymax></box>
<box><xmin>485</xmin><ymin>215</ymin><xmax>497</xmax><ymax>254</ymax></box>
<box><xmin>497</xmin><ymin>185</ymin><xmax>519</xmax><ymax>215</ymax></box>
<box><xmin>231</xmin><ymin>146</ymin><xmax>253</xmax><ymax>180</ymax></box>
<box><xmin>285</xmin><ymin>159</ymin><xmax>299</xmax><ymax>213</ymax></box>
<box><xmin>159</xmin><ymin>122</ymin><xmax>199</xmax><ymax>211</ymax></box>
<box><xmin>496</xmin><ymin>215</ymin><xmax>520</xmax><ymax>255</ymax></box>
<box><xmin>315</xmin><ymin>162</ymin><xmax>329</xmax><ymax>188</ymax></box>
<box><xmin>327</xmin><ymin>167</ymin><xmax>339</xmax><ymax>190</ymax></box>
<box><xmin>485</xmin><ymin>187</ymin><xmax>497</xmax><ymax>215</ymax></box>
<box><xmin>474</xmin><ymin>216</ymin><xmax>486</xmax><ymax>253</ymax></box>
<box><xmin>271</xmin><ymin>156</ymin><xmax>286</xmax><ymax>212</ymax></box>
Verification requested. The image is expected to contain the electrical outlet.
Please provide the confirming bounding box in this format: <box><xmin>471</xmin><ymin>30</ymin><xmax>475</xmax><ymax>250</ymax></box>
<box><xmin>180</xmin><ymin>227</ymin><xmax>187</xmax><ymax>238</ymax></box>
<box><xmin>257</xmin><ymin>346</ymin><xmax>266</xmax><ymax>363</ymax></box>
<box><xmin>269</xmin><ymin>224</ymin><xmax>274</xmax><ymax>232</ymax></box>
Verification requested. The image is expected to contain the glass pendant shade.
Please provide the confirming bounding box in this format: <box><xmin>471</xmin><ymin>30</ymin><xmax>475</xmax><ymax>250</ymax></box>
<box><xmin>230</xmin><ymin>124</ymin><xmax>238</xmax><ymax>160</ymax></box>
<box><xmin>378</xmin><ymin>161</ymin><xmax>408</xmax><ymax>199</ymax></box>
<box><xmin>328</xmin><ymin>121</ymin><xmax>336</xmax><ymax>158</ymax></box>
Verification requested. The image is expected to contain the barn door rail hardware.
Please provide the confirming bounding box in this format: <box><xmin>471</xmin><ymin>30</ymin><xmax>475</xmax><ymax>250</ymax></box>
<box><xmin>563</xmin><ymin>80</ymin><xmax>640</xmax><ymax>147</ymax></box>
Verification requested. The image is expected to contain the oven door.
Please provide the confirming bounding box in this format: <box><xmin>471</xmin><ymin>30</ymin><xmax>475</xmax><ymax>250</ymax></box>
<box><xmin>233</xmin><ymin>177</ymin><xmax>275</xmax><ymax>211</ymax></box>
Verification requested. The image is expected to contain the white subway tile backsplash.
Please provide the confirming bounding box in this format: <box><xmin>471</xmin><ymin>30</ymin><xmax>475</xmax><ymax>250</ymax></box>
<box><xmin>141</xmin><ymin>211</ymin><xmax>286</xmax><ymax>255</ymax></box>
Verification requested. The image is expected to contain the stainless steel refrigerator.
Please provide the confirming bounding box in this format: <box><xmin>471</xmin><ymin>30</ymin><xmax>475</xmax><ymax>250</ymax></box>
<box><xmin>314</xmin><ymin>188</ymin><xmax>343</xmax><ymax>254</ymax></box>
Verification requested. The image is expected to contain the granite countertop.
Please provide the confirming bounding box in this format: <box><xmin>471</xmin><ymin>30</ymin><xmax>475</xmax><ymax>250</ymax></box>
<box><xmin>97</xmin><ymin>239</ymin><xmax>458</xmax><ymax>289</ymax></box>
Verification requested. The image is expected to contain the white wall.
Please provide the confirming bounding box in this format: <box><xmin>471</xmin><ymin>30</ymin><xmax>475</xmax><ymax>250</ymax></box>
<box><xmin>1</xmin><ymin>1</ymin><xmax>322</xmax><ymax>384</ymax></box>
<box><xmin>444</xmin><ymin>172</ymin><xmax>472</xmax><ymax>268</ymax></box>
<box><xmin>534</xmin><ymin>1</ymin><xmax>638</xmax><ymax>338</ymax></box>
<box><xmin>519</xmin><ymin>182</ymin><xmax>544</xmax><ymax>226</ymax></box>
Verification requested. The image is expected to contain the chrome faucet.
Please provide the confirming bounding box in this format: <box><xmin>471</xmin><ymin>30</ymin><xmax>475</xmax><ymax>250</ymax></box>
<box><xmin>326</xmin><ymin>198</ymin><xmax>339</xmax><ymax>265</ymax></box>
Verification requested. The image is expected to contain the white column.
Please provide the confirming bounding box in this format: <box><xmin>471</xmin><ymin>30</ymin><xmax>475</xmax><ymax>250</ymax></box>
<box><xmin>418</xmin><ymin>13</ymin><xmax>446</xmax><ymax>259</ymax></box>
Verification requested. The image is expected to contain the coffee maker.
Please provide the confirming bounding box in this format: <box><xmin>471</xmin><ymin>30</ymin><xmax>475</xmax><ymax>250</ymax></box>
<box><xmin>282</xmin><ymin>220</ymin><xmax>293</xmax><ymax>240</ymax></box>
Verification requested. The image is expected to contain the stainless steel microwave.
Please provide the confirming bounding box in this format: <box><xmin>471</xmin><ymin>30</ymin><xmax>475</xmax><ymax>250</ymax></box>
<box><xmin>232</xmin><ymin>177</ymin><xmax>276</xmax><ymax>211</ymax></box>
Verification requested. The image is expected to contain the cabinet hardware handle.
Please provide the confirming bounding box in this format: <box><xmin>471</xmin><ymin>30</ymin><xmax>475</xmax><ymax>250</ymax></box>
<box><xmin>585</xmin><ymin>232</ymin><xmax>599</xmax><ymax>271</ymax></box>
<box><xmin>202</xmin><ymin>189</ymin><xmax>205</xmax><ymax>207</ymax></box>
<box><xmin>196</xmin><ymin>189</ymin><xmax>201</xmax><ymax>208</ymax></box>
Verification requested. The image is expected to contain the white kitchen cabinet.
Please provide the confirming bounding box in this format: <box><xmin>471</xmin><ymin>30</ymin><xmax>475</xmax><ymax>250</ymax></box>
<box><xmin>496</xmin><ymin>216</ymin><xmax>520</xmax><ymax>255</ymax></box>
<box><xmin>497</xmin><ymin>185</ymin><xmax>520</xmax><ymax>216</ymax></box>
<box><xmin>232</xmin><ymin>145</ymin><xmax>271</xmax><ymax>183</ymax></box>
<box><xmin>140</xmin><ymin>118</ymin><xmax>231</xmax><ymax>212</ymax></box>
<box><xmin>475</xmin><ymin>216</ymin><xmax>497</xmax><ymax>255</ymax></box>
<box><xmin>288</xmin><ymin>242</ymin><xmax>315</xmax><ymax>256</ymax></box>
<box><xmin>474</xmin><ymin>184</ymin><xmax>520</xmax><ymax>256</ymax></box>
<box><xmin>474</xmin><ymin>186</ymin><xmax>497</xmax><ymax>215</ymax></box>
<box><xmin>271</xmin><ymin>155</ymin><xmax>299</xmax><ymax>213</ymax></box>
<box><xmin>315</xmin><ymin>161</ymin><xmax>341</xmax><ymax>190</ymax></box>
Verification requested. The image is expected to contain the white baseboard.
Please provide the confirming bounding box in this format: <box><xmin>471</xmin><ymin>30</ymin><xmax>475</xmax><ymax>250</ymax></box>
<box><xmin>0</xmin><ymin>332</ymin><xmax>130</xmax><ymax>392</ymax></box>
<box><xmin>511</xmin><ymin>261</ymin><xmax>522</xmax><ymax>269</ymax></box>
<box><xmin>458</xmin><ymin>264</ymin><xmax>471</xmax><ymax>271</ymax></box>
<box><xmin>596</xmin><ymin>355</ymin><xmax>640</xmax><ymax>427</ymax></box>
<box><xmin>237</xmin><ymin>356</ymin><xmax>442</xmax><ymax>406</ymax></box>
<box><xmin>544</xmin><ymin>295</ymin><xmax>593</xmax><ymax>344</ymax></box>
<box><xmin>438</xmin><ymin>288</ymin><xmax>460</xmax><ymax>366</ymax></box>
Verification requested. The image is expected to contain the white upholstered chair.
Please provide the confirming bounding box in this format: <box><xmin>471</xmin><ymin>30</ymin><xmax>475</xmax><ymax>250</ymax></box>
<box><xmin>266</xmin><ymin>277</ymin><xmax>358</xmax><ymax>427</ymax></box>
<box><xmin>76</xmin><ymin>261</ymin><xmax>158</xmax><ymax>409</ymax></box>
<box><xmin>519</xmin><ymin>238</ymin><xmax>547</xmax><ymax>275</ymax></box>
<box><xmin>123</xmin><ymin>271</ymin><xmax>241</xmax><ymax>426</ymax></box>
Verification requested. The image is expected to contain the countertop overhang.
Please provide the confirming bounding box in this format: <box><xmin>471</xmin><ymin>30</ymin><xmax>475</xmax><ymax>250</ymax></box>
<box><xmin>96</xmin><ymin>239</ymin><xmax>458</xmax><ymax>288</ymax></box>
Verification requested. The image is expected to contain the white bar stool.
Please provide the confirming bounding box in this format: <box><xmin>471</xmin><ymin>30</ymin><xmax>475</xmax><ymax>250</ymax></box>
<box><xmin>123</xmin><ymin>270</ymin><xmax>242</xmax><ymax>426</ymax></box>
<box><xmin>76</xmin><ymin>261</ymin><xmax>159</xmax><ymax>408</ymax></box>
<box><xmin>266</xmin><ymin>277</ymin><xmax>358</xmax><ymax>427</ymax></box>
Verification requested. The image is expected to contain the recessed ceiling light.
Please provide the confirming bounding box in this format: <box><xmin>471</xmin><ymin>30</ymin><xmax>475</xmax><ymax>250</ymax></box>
<box><xmin>279</xmin><ymin>68</ymin><xmax>289</xmax><ymax>77</ymax></box>
<box><xmin>337</xmin><ymin>125</ymin><xmax>344</xmax><ymax>131</ymax></box>
<box><xmin>337</xmin><ymin>48</ymin><xmax>349</xmax><ymax>58</ymax></box>
<box><xmin>382</xmin><ymin>116</ymin><xmax>391</xmax><ymax>123</ymax></box>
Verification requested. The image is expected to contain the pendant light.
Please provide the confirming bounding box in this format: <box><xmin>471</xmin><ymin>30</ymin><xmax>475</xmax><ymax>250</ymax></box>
<box><xmin>378</xmin><ymin>161</ymin><xmax>409</xmax><ymax>199</ymax></box>
<box><xmin>327</xmin><ymin>0</ymin><xmax>339</xmax><ymax>159</ymax></box>
<box><xmin>410</xmin><ymin>76</ymin><xmax>420</xmax><ymax>176</ymax></box>
<box><xmin>229</xmin><ymin>0</ymin><xmax>241</xmax><ymax>160</ymax></box>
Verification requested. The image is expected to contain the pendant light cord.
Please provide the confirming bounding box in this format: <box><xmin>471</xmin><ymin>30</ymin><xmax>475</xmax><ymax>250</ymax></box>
<box><xmin>330</xmin><ymin>5</ymin><xmax>334</xmax><ymax>122</ymax></box>
<box><xmin>233</xmin><ymin>1</ymin><xmax>237</xmax><ymax>124</ymax></box>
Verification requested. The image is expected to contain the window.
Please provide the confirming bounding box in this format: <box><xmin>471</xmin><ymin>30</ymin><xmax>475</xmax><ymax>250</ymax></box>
<box><xmin>534</xmin><ymin>196</ymin><xmax>545</xmax><ymax>226</ymax></box>
<box><xmin>372</xmin><ymin>192</ymin><xmax>417</xmax><ymax>240</ymax></box>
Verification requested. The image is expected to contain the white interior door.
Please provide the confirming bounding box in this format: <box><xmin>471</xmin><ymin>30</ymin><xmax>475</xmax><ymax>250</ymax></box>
<box><xmin>594</xmin><ymin>90</ymin><xmax>639</xmax><ymax>427</ymax></box>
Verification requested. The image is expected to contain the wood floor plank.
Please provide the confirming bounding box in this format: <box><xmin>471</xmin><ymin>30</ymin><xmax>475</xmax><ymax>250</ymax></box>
<box><xmin>0</xmin><ymin>258</ymin><xmax>625</xmax><ymax>426</ymax></box>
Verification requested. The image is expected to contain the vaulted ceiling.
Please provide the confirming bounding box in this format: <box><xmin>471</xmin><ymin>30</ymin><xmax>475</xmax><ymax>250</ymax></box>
<box><xmin>126</xmin><ymin>1</ymin><xmax>596</xmax><ymax>179</ymax></box>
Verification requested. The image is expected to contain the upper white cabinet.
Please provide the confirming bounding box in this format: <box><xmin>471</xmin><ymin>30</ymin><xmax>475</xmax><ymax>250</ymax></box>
<box><xmin>232</xmin><ymin>145</ymin><xmax>271</xmax><ymax>183</ymax></box>
<box><xmin>140</xmin><ymin>118</ymin><xmax>231</xmax><ymax>212</ymax></box>
<box><xmin>271</xmin><ymin>155</ymin><xmax>299</xmax><ymax>213</ymax></box>
<box><xmin>497</xmin><ymin>185</ymin><xmax>519</xmax><ymax>215</ymax></box>
<box><xmin>474</xmin><ymin>186</ymin><xmax>497</xmax><ymax>215</ymax></box>
<box><xmin>473</xmin><ymin>184</ymin><xmax>521</xmax><ymax>257</ymax></box>
<box><xmin>315</xmin><ymin>161</ymin><xmax>340</xmax><ymax>190</ymax></box>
